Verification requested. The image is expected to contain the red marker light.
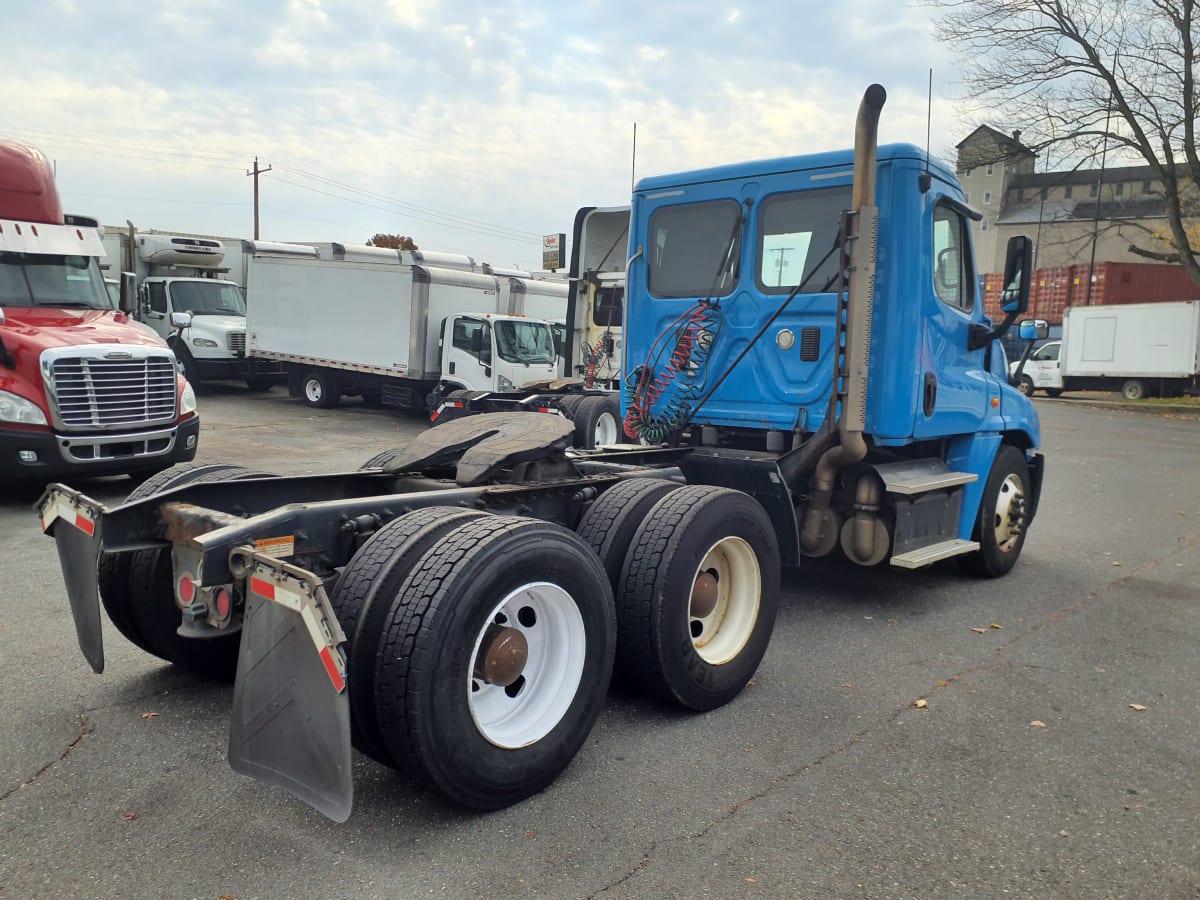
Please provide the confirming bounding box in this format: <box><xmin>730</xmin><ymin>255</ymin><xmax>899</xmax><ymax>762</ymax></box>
<box><xmin>214</xmin><ymin>588</ymin><xmax>232</xmax><ymax>620</ymax></box>
<box><xmin>178</xmin><ymin>577</ymin><xmax>196</xmax><ymax>603</ymax></box>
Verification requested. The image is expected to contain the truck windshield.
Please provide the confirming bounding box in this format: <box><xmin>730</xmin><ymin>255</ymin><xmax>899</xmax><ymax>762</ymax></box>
<box><xmin>494</xmin><ymin>320</ymin><xmax>556</xmax><ymax>365</ymax></box>
<box><xmin>169</xmin><ymin>281</ymin><xmax>246</xmax><ymax>316</ymax></box>
<box><xmin>0</xmin><ymin>252</ymin><xmax>113</xmax><ymax>309</ymax></box>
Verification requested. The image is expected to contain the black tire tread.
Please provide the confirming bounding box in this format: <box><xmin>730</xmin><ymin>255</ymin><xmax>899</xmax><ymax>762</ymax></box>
<box><xmin>372</xmin><ymin>516</ymin><xmax>613</xmax><ymax>807</ymax></box>
<box><xmin>575</xmin><ymin>478</ymin><xmax>681</xmax><ymax>590</ymax></box>
<box><xmin>330</xmin><ymin>506</ymin><xmax>488</xmax><ymax>764</ymax></box>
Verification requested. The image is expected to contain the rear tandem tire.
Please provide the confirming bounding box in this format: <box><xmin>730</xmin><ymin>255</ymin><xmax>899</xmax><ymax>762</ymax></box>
<box><xmin>616</xmin><ymin>485</ymin><xmax>781</xmax><ymax>711</ymax></box>
<box><xmin>98</xmin><ymin>463</ymin><xmax>243</xmax><ymax>656</ymax></box>
<box><xmin>328</xmin><ymin>506</ymin><xmax>489</xmax><ymax>765</ymax></box>
<box><xmin>103</xmin><ymin>465</ymin><xmax>275</xmax><ymax>679</ymax></box>
<box><xmin>575</xmin><ymin>477</ymin><xmax>682</xmax><ymax>592</ymax></box>
<box><xmin>371</xmin><ymin>516</ymin><xmax>616</xmax><ymax>809</ymax></box>
<box><xmin>571</xmin><ymin>394</ymin><xmax>621</xmax><ymax>449</ymax></box>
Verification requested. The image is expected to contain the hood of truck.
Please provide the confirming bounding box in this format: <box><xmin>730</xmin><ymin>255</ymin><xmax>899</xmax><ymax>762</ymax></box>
<box><xmin>0</xmin><ymin>308</ymin><xmax>171</xmax><ymax>356</ymax></box>
<box><xmin>185</xmin><ymin>314</ymin><xmax>246</xmax><ymax>336</ymax></box>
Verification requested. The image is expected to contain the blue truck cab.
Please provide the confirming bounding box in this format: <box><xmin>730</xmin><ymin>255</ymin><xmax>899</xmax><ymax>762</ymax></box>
<box><xmin>622</xmin><ymin>86</ymin><xmax>1043</xmax><ymax>575</ymax></box>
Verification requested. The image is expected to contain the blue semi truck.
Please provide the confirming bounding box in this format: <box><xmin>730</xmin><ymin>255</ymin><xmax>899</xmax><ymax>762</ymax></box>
<box><xmin>39</xmin><ymin>85</ymin><xmax>1041</xmax><ymax>821</ymax></box>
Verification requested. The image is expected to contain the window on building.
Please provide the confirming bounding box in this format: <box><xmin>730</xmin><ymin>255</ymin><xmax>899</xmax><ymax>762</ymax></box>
<box><xmin>964</xmin><ymin>167</ymin><xmax>973</xmax><ymax>177</ymax></box>
<box><xmin>1115</xmin><ymin>182</ymin><xmax>1124</xmax><ymax>197</ymax></box>
<box><xmin>1041</xmin><ymin>187</ymin><xmax>1049</xmax><ymax>201</ymax></box>
<box><xmin>986</xmin><ymin>163</ymin><xmax>995</xmax><ymax>175</ymax></box>
<box><xmin>1065</xmin><ymin>185</ymin><xmax>1073</xmax><ymax>199</ymax></box>
<box><xmin>984</xmin><ymin>191</ymin><xmax>992</xmax><ymax>204</ymax></box>
<box><xmin>1143</xmin><ymin>180</ymin><xmax>1152</xmax><ymax>194</ymax></box>
<box><xmin>981</xmin><ymin>219</ymin><xmax>989</xmax><ymax>231</ymax></box>
<box><xmin>1090</xmin><ymin>183</ymin><xmax>1098</xmax><ymax>197</ymax></box>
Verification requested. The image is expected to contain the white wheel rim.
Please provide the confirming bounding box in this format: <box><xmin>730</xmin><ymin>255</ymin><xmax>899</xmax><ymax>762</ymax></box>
<box><xmin>689</xmin><ymin>537</ymin><xmax>761</xmax><ymax>665</ymax></box>
<box><xmin>468</xmin><ymin>582</ymin><xmax>585</xmax><ymax>749</ymax></box>
<box><xmin>992</xmin><ymin>473</ymin><xmax>1025</xmax><ymax>552</ymax></box>
<box><xmin>305</xmin><ymin>379</ymin><xmax>322</xmax><ymax>403</ymax></box>
<box><xmin>593</xmin><ymin>410</ymin><xmax>619</xmax><ymax>446</ymax></box>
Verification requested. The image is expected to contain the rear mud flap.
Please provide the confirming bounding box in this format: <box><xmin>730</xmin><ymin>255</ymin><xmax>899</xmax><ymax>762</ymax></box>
<box><xmin>53</xmin><ymin>522</ymin><xmax>105</xmax><ymax>673</ymax></box>
<box><xmin>39</xmin><ymin>485</ymin><xmax>106</xmax><ymax>673</ymax></box>
<box><xmin>228</xmin><ymin>553</ymin><xmax>353</xmax><ymax>823</ymax></box>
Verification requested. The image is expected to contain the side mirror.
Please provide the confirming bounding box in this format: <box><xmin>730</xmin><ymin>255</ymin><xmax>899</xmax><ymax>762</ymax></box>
<box><xmin>119</xmin><ymin>272</ymin><xmax>136</xmax><ymax>314</ymax></box>
<box><xmin>170</xmin><ymin>312</ymin><xmax>192</xmax><ymax>329</ymax></box>
<box><xmin>552</xmin><ymin>331</ymin><xmax>564</xmax><ymax>358</ymax></box>
<box><xmin>1018</xmin><ymin>319</ymin><xmax>1049</xmax><ymax>341</ymax></box>
<box><xmin>470</xmin><ymin>328</ymin><xmax>483</xmax><ymax>354</ymax></box>
<box><xmin>1000</xmin><ymin>236</ymin><xmax>1033</xmax><ymax>315</ymax></box>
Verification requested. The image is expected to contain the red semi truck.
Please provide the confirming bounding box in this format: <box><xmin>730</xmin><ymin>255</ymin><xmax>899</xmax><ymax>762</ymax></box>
<box><xmin>0</xmin><ymin>138</ymin><xmax>200</xmax><ymax>479</ymax></box>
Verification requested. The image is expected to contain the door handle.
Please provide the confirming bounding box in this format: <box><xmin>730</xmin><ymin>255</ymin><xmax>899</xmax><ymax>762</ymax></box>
<box><xmin>923</xmin><ymin>372</ymin><xmax>937</xmax><ymax>417</ymax></box>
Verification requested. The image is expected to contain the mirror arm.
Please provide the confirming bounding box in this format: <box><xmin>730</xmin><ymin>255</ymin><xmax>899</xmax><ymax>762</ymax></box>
<box><xmin>968</xmin><ymin>307</ymin><xmax>1018</xmax><ymax>352</ymax></box>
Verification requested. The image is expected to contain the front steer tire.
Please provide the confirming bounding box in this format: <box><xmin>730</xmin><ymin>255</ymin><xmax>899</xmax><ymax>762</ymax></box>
<box><xmin>617</xmin><ymin>485</ymin><xmax>781</xmax><ymax>711</ymax></box>
<box><xmin>371</xmin><ymin>516</ymin><xmax>616</xmax><ymax>810</ymax></box>
<box><xmin>959</xmin><ymin>445</ymin><xmax>1030</xmax><ymax>579</ymax></box>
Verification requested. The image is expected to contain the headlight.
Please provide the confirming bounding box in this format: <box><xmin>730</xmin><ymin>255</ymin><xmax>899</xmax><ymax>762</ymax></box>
<box><xmin>497</xmin><ymin>375</ymin><xmax>516</xmax><ymax>392</ymax></box>
<box><xmin>0</xmin><ymin>389</ymin><xmax>49</xmax><ymax>425</ymax></box>
<box><xmin>180</xmin><ymin>381</ymin><xmax>198</xmax><ymax>415</ymax></box>
<box><xmin>192</xmin><ymin>338</ymin><xmax>219</xmax><ymax>348</ymax></box>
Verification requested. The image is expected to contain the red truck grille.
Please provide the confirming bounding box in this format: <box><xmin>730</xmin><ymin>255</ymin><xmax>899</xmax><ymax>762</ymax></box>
<box><xmin>49</xmin><ymin>354</ymin><xmax>178</xmax><ymax>429</ymax></box>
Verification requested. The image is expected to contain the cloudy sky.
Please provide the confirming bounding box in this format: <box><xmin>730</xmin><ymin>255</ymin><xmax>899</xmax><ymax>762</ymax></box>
<box><xmin>3</xmin><ymin>0</ymin><xmax>971</xmax><ymax>270</ymax></box>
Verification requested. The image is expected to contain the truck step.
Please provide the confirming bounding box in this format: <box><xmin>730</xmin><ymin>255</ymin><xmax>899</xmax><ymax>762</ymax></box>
<box><xmin>890</xmin><ymin>538</ymin><xmax>980</xmax><ymax>569</ymax></box>
<box><xmin>874</xmin><ymin>459</ymin><xmax>977</xmax><ymax>495</ymax></box>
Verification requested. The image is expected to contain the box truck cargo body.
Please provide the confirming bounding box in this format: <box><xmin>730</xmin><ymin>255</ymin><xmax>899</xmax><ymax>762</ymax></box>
<box><xmin>244</xmin><ymin>242</ymin><xmax>558</xmax><ymax>410</ymax></box>
<box><xmin>1011</xmin><ymin>300</ymin><xmax>1200</xmax><ymax>399</ymax></box>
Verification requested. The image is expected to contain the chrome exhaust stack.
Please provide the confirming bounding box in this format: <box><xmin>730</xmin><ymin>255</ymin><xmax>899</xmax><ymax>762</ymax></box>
<box><xmin>799</xmin><ymin>84</ymin><xmax>885</xmax><ymax>557</ymax></box>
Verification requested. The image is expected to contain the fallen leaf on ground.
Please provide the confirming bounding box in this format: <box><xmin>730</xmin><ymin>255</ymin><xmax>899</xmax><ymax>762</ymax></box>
<box><xmin>971</xmin><ymin>627</ymin><xmax>988</xmax><ymax>634</ymax></box>
<box><xmin>122</xmin><ymin>812</ymin><xmax>137</xmax><ymax>821</ymax></box>
<box><xmin>864</xmin><ymin>615</ymin><xmax>873</xmax><ymax>620</ymax></box>
<box><xmin>141</xmin><ymin>712</ymin><xmax>159</xmax><ymax>719</ymax></box>
<box><xmin>914</xmin><ymin>699</ymin><xmax>928</xmax><ymax>709</ymax></box>
<box><xmin>990</xmin><ymin>623</ymin><xmax>1003</xmax><ymax>629</ymax></box>
<box><xmin>936</xmin><ymin>680</ymin><xmax>950</xmax><ymax>688</ymax></box>
<box><xmin>1129</xmin><ymin>704</ymin><xmax>1148</xmax><ymax>712</ymax></box>
<box><xmin>1030</xmin><ymin>720</ymin><xmax>1046</xmax><ymax>728</ymax></box>
<box><xmin>1112</xmin><ymin>561</ymin><xmax>1122</xmax><ymax>567</ymax></box>
<box><xmin>745</xmin><ymin>877</ymin><xmax>757</xmax><ymax>883</ymax></box>
<box><xmin>842</xmin><ymin>683</ymin><xmax>854</xmax><ymax>689</ymax></box>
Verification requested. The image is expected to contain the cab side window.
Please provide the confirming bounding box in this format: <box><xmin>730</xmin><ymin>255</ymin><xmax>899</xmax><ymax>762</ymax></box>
<box><xmin>1033</xmin><ymin>343</ymin><xmax>1060</xmax><ymax>361</ymax></box>
<box><xmin>147</xmin><ymin>282</ymin><xmax>168</xmax><ymax>314</ymax></box>
<box><xmin>452</xmin><ymin>319</ymin><xmax>492</xmax><ymax>364</ymax></box>
<box><xmin>932</xmin><ymin>205</ymin><xmax>974</xmax><ymax>313</ymax></box>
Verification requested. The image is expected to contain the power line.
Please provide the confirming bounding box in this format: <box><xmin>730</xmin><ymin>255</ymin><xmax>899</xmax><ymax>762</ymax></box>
<box><xmin>273</xmin><ymin>163</ymin><xmax>542</xmax><ymax>239</ymax></box>
<box><xmin>268</xmin><ymin>175</ymin><xmax>540</xmax><ymax>245</ymax></box>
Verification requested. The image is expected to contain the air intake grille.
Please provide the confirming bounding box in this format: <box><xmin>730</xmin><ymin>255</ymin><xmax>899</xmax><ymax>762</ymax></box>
<box><xmin>800</xmin><ymin>327</ymin><xmax>821</xmax><ymax>362</ymax></box>
<box><xmin>50</xmin><ymin>355</ymin><xmax>178</xmax><ymax>428</ymax></box>
<box><xmin>228</xmin><ymin>331</ymin><xmax>246</xmax><ymax>354</ymax></box>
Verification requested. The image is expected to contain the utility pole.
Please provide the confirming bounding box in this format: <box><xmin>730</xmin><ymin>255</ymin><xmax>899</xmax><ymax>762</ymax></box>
<box><xmin>769</xmin><ymin>247</ymin><xmax>794</xmax><ymax>286</ymax></box>
<box><xmin>246</xmin><ymin>156</ymin><xmax>272</xmax><ymax>240</ymax></box>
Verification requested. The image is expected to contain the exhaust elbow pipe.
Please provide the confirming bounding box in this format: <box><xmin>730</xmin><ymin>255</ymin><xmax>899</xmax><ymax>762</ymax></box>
<box><xmin>799</xmin><ymin>84</ymin><xmax>886</xmax><ymax>557</ymax></box>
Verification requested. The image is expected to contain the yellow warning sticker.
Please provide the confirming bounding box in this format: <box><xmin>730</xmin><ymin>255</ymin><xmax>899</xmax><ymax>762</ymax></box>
<box><xmin>254</xmin><ymin>535</ymin><xmax>295</xmax><ymax>560</ymax></box>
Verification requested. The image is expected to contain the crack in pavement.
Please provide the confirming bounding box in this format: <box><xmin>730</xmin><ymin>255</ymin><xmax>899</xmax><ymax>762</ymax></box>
<box><xmin>1</xmin><ymin>710</ymin><xmax>91</xmax><ymax>802</ymax></box>
<box><xmin>589</xmin><ymin>532</ymin><xmax>1199</xmax><ymax>896</ymax></box>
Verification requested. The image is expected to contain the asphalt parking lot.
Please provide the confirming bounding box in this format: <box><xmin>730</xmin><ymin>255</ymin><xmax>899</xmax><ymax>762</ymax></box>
<box><xmin>1</xmin><ymin>387</ymin><xmax>1198</xmax><ymax>898</ymax></box>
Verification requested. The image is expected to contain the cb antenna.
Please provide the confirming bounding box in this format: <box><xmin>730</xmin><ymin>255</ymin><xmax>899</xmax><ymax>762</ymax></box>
<box><xmin>919</xmin><ymin>68</ymin><xmax>933</xmax><ymax>193</ymax></box>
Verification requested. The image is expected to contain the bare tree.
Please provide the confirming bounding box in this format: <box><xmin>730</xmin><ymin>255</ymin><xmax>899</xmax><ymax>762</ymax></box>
<box><xmin>925</xmin><ymin>0</ymin><xmax>1200</xmax><ymax>284</ymax></box>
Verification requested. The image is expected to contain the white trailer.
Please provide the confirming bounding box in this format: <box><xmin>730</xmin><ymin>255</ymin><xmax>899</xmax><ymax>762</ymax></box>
<box><xmin>1011</xmin><ymin>300</ymin><xmax>1200</xmax><ymax>399</ymax></box>
<box><xmin>243</xmin><ymin>241</ymin><xmax>559</xmax><ymax>410</ymax></box>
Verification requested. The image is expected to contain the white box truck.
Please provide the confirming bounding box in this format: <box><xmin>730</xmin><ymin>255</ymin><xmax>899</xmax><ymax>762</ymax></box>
<box><xmin>243</xmin><ymin>241</ymin><xmax>560</xmax><ymax>410</ymax></box>
<box><xmin>1011</xmin><ymin>300</ymin><xmax>1200</xmax><ymax>399</ymax></box>
<box><xmin>101</xmin><ymin>225</ymin><xmax>279</xmax><ymax>390</ymax></box>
